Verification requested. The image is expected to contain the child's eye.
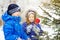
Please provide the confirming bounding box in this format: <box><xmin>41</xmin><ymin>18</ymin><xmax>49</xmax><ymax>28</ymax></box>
<box><xmin>29</xmin><ymin>16</ymin><xmax>31</xmax><ymax>18</ymax></box>
<box><xmin>32</xmin><ymin>16</ymin><xmax>34</xmax><ymax>18</ymax></box>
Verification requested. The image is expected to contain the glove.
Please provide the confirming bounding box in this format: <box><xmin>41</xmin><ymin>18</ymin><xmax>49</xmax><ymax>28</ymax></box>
<box><xmin>26</xmin><ymin>25</ymin><xmax>33</xmax><ymax>33</ymax></box>
<box><xmin>17</xmin><ymin>37</ymin><xmax>22</xmax><ymax>40</ymax></box>
<box><xmin>27</xmin><ymin>38</ymin><xmax>31</xmax><ymax>40</ymax></box>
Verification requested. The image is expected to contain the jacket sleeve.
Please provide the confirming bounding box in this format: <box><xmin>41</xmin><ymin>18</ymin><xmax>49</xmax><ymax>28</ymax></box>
<box><xmin>37</xmin><ymin>24</ymin><xmax>43</xmax><ymax>35</ymax></box>
<box><xmin>3</xmin><ymin>23</ymin><xmax>18</xmax><ymax>40</ymax></box>
<box><xmin>14</xmin><ymin>24</ymin><xmax>29</xmax><ymax>40</ymax></box>
<box><xmin>22</xmin><ymin>22</ymin><xmax>27</xmax><ymax>32</ymax></box>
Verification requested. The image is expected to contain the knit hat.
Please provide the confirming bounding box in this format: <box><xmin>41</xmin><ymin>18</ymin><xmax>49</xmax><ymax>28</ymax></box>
<box><xmin>7</xmin><ymin>4</ymin><xmax>21</xmax><ymax>15</ymax></box>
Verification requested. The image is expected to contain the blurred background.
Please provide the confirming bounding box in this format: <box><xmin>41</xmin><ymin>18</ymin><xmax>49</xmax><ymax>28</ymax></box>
<box><xmin>0</xmin><ymin>0</ymin><xmax>60</xmax><ymax>40</ymax></box>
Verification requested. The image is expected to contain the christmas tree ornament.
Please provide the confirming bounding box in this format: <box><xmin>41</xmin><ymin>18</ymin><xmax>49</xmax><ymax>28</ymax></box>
<box><xmin>35</xmin><ymin>18</ymin><xmax>40</xmax><ymax>24</ymax></box>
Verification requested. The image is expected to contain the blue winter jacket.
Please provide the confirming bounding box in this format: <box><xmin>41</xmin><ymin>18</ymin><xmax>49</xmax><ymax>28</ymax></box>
<box><xmin>22</xmin><ymin>22</ymin><xmax>43</xmax><ymax>40</ymax></box>
<box><xmin>2</xmin><ymin>12</ymin><xmax>28</xmax><ymax>40</ymax></box>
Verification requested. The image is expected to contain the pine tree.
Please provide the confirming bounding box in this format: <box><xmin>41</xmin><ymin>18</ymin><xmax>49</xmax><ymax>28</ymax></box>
<box><xmin>37</xmin><ymin>0</ymin><xmax>60</xmax><ymax>40</ymax></box>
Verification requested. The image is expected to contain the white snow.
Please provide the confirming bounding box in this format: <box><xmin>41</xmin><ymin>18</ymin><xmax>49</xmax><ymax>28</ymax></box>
<box><xmin>0</xmin><ymin>0</ymin><xmax>60</xmax><ymax>40</ymax></box>
<box><xmin>0</xmin><ymin>26</ymin><xmax>5</xmax><ymax>40</ymax></box>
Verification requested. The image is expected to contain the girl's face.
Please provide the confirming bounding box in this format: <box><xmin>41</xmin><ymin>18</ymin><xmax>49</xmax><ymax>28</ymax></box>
<box><xmin>28</xmin><ymin>12</ymin><xmax>34</xmax><ymax>22</ymax></box>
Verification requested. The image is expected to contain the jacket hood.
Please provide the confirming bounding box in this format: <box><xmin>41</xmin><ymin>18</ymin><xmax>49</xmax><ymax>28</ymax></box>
<box><xmin>2</xmin><ymin>11</ymin><xmax>21</xmax><ymax>22</ymax></box>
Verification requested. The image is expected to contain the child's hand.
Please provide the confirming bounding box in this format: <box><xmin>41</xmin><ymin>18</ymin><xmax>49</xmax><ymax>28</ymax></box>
<box><xmin>17</xmin><ymin>37</ymin><xmax>22</xmax><ymax>40</ymax></box>
<box><xmin>27</xmin><ymin>25</ymin><xmax>33</xmax><ymax>33</ymax></box>
<box><xmin>27</xmin><ymin>38</ymin><xmax>31</xmax><ymax>40</ymax></box>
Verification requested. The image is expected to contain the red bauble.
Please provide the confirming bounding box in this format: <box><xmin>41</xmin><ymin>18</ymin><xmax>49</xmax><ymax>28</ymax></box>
<box><xmin>35</xmin><ymin>18</ymin><xmax>40</xmax><ymax>24</ymax></box>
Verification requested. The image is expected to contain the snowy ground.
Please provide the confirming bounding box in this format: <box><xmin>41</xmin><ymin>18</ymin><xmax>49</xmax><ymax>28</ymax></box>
<box><xmin>0</xmin><ymin>26</ymin><xmax>5</xmax><ymax>40</ymax></box>
<box><xmin>0</xmin><ymin>25</ymin><xmax>55</xmax><ymax>40</ymax></box>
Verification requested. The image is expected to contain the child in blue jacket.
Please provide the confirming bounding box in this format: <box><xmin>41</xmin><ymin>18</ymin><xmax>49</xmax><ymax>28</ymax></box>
<box><xmin>2</xmin><ymin>4</ymin><xmax>30</xmax><ymax>40</ymax></box>
<box><xmin>22</xmin><ymin>10</ymin><xmax>43</xmax><ymax>40</ymax></box>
